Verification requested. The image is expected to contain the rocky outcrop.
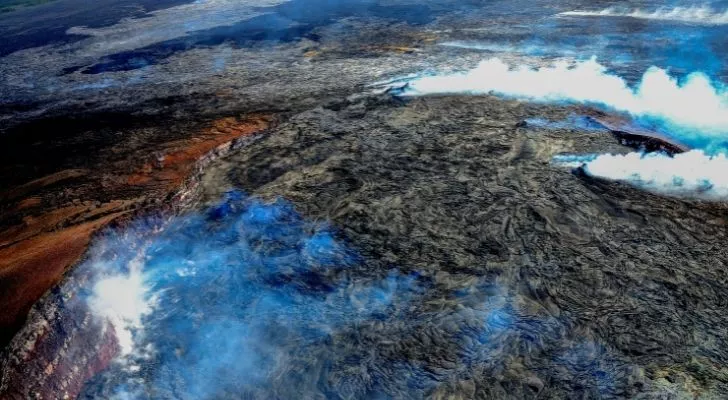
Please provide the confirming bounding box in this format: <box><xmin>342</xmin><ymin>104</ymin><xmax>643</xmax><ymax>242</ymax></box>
<box><xmin>586</xmin><ymin>113</ymin><xmax>691</xmax><ymax>154</ymax></box>
<box><xmin>0</xmin><ymin>274</ymin><xmax>120</xmax><ymax>400</ymax></box>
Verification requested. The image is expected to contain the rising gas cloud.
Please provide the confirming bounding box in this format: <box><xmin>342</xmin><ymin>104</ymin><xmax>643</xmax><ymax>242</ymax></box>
<box><xmin>559</xmin><ymin>5</ymin><xmax>728</xmax><ymax>25</ymax></box>
<box><xmin>74</xmin><ymin>191</ymin><xmax>638</xmax><ymax>398</ymax></box>
<box><xmin>438</xmin><ymin>40</ymin><xmax>618</xmax><ymax>61</ymax></box>
<box><xmin>81</xmin><ymin>191</ymin><xmax>425</xmax><ymax>398</ymax></box>
<box><xmin>79</xmin><ymin>191</ymin><xmax>506</xmax><ymax>399</ymax></box>
<box><xmin>523</xmin><ymin>115</ymin><xmax>609</xmax><ymax>132</ymax></box>
<box><xmin>403</xmin><ymin>57</ymin><xmax>728</xmax><ymax>151</ymax></box>
<box><xmin>400</xmin><ymin>57</ymin><xmax>728</xmax><ymax>197</ymax></box>
<box><xmin>555</xmin><ymin>150</ymin><xmax>728</xmax><ymax>198</ymax></box>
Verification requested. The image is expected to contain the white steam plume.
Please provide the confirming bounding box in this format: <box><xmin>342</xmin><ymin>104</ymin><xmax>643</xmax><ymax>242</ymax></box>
<box><xmin>555</xmin><ymin>150</ymin><xmax>728</xmax><ymax>199</ymax></box>
<box><xmin>403</xmin><ymin>57</ymin><xmax>728</xmax><ymax>148</ymax></box>
<box><xmin>559</xmin><ymin>5</ymin><xmax>728</xmax><ymax>25</ymax></box>
<box><xmin>87</xmin><ymin>246</ymin><xmax>155</xmax><ymax>356</ymax></box>
<box><xmin>400</xmin><ymin>57</ymin><xmax>728</xmax><ymax>198</ymax></box>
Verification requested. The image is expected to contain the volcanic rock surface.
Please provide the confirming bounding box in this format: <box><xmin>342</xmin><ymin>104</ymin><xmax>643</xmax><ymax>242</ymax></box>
<box><xmin>0</xmin><ymin>115</ymin><xmax>270</xmax><ymax>344</ymax></box>
<box><xmin>188</xmin><ymin>93</ymin><xmax>728</xmax><ymax>398</ymax></box>
<box><xmin>2</xmin><ymin>0</ymin><xmax>728</xmax><ymax>399</ymax></box>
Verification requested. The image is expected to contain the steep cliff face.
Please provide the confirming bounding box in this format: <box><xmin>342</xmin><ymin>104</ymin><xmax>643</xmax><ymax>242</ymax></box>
<box><xmin>0</xmin><ymin>268</ymin><xmax>120</xmax><ymax>400</ymax></box>
<box><xmin>0</xmin><ymin>115</ymin><xmax>270</xmax><ymax>399</ymax></box>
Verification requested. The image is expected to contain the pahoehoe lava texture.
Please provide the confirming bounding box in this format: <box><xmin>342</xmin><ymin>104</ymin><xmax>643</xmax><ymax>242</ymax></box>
<box><xmin>191</xmin><ymin>94</ymin><xmax>728</xmax><ymax>398</ymax></box>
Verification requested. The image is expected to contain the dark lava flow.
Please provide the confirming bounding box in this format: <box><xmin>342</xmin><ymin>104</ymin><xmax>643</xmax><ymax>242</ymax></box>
<box><xmin>71</xmin><ymin>0</ymin><xmax>436</xmax><ymax>74</ymax></box>
<box><xmin>216</xmin><ymin>94</ymin><xmax>728</xmax><ymax>398</ymax></box>
<box><xmin>85</xmin><ymin>94</ymin><xmax>728</xmax><ymax>398</ymax></box>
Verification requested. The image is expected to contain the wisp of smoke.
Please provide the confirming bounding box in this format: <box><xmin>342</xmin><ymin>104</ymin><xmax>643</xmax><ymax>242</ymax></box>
<box><xmin>524</xmin><ymin>115</ymin><xmax>608</xmax><ymax>132</ymax></box>
<box><xmin>89</xmin><ymin>264</ymin><xmax>150</xmax><ymax>356</ymax></box>
<box><xmin>559</xmin><ymin>5</ymin><xmax>728</xmax><ymax>25</ymax></box>
<box><xmin>438</xmin><ymin>41</ymin><xmax>627</xmax><ymax>63</ymax></box>
<box><xmin>402</xmin><ymin>57</ymin><xmax>728</xmax><ymax>151</ymax></box>
<box><xmin>554</xmin><ymin>150</ymin><xmax>728</xmax><ymax>198</ymax></box>
<box><xmin>440</xmin><ymin>41</ymin><xmax>558</xmax><ymax>55</ymax></box>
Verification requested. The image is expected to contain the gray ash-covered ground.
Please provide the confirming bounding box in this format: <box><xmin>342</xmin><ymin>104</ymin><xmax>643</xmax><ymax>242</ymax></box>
<box><xmin>3</xmin><ymin>0</ymin><xmax>728</xmax><ymax>399</ymax></box>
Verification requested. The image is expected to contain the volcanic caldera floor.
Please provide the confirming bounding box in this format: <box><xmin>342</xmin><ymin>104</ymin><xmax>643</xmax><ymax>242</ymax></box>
<box><xmin>185</xmin><ymin>93</ymin><xmax>728</xmax><ymax>398</ymax></box>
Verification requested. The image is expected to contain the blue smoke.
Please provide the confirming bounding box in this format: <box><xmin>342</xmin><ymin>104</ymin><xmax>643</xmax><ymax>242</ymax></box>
<box><xmin>81</xmin><ymin>191</ymin><xmax>431</xmax><ymax>399</ymax></box>
<box><xmin>76</xmin><ymin>191</ymin><xmax>644</xmax><ymax>398</ymax></box>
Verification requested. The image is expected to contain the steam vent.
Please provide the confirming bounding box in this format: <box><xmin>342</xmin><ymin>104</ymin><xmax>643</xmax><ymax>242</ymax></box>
<box><xmin>2</xmin><ymin>0</ymin><xmax>728</xmax><ymax>399</ymax></box>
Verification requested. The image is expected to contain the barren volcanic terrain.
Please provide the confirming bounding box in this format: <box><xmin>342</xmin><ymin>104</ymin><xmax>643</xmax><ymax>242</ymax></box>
<box><xmin>2</xmin><ymin>0</ymin><xmax>728</xmax><ymax>399</ymax></box>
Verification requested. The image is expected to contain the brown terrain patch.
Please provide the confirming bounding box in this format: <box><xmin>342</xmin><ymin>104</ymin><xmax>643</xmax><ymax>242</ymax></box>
<box><xmin>0</xmin><ymin>212</ymin><xmax>127</xmax><ymax>331</ymax></box>
<box><xmin>0</xmin><ymin>114</ymin><xmax>271</xmax><ymax>347</ymax></box>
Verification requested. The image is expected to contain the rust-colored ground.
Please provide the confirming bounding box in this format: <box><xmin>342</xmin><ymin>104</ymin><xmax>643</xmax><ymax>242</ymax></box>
<box><xmin>0</xmin><ymin>115</ymin><xmax>270</xmax><ymax>347</ymax></box>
